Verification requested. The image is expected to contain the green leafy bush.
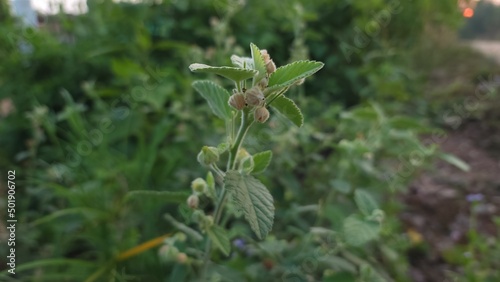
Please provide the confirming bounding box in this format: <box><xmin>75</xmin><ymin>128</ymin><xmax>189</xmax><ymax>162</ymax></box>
<box><xmin>0</xmin><ymin>0</ymin><xmax>467</xmax><ymax>281</ymax></box>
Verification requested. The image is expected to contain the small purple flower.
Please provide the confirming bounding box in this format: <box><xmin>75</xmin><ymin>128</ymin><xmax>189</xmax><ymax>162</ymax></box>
<box><xmin>233</xmin><ymin>239</ymin><xmax>245</xmax><ymax>250</ymax></box>
<box><xmin>466</xmin><ymin>193</ymin><xmax>484</xmax><ymax>203</ymax></box>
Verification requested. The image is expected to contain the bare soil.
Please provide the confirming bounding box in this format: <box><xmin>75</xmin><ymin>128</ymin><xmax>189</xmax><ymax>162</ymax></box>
<box><xmin>470</xmin><ymin>40</ymin><xmax>500</xmax><ymax>63</ymax></box>
<box><xmin>402</xmin><ymin>42</ymin><xmax>500</xmax><ymax>281</ymax></box>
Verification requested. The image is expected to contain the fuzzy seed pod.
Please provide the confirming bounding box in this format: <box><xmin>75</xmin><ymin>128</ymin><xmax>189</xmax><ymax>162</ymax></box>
<box><xmin>245</xmin><ymin>87</ymin><xmax>265</xmax><ymax>107</ymax></box>
<box><xmin>260</xmin><ymin>49</ymin><xmax>271</xmax><ymax>64</ymax></box>
<box><xmin>228</xmin><ymin>93</ymin><xmax>246</xmax><ymax>110</ymax></box>
<box><xmin>258</xmin><ymin>77</ymin><xmax>268</xmax><ymax>89</ymax></box>
<box><xmin>254</xmin><ymin>107</ymin><xmax>270</xmax><ymax>123</ymax></box>
<box><xmin>266</xmin><ymin>59</ymin><xmax>276</xmax><ymax>74</ymax></box>
<box><xmin>187</xmin><ymin>194</ymin><xmax>199</xmax><ymax>209</ymax></box>
<box><xmin>197</xmin><ymin>146</ymin><xmax>219</xmax><ymax>166</ymax></box>
<box><xmin>191</xmin><ymin>178</ymin><xmax>207</xmax><ymax>194</ymax></box>
<box><xmin>177</xmin><ymin>253</ymin><xmax>188</xmax><ymax>264</ymax></box>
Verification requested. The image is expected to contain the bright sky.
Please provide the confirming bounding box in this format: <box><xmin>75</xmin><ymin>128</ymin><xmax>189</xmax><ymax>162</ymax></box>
<box><xmin>29</xmin><ymin>0</ymin><xmax>142</xmax><ymax>14</ymax></box>
<box><xmin>30</xmin><ymin>0</ymin><xmax>88</xmax><ymax>14</ymax></box>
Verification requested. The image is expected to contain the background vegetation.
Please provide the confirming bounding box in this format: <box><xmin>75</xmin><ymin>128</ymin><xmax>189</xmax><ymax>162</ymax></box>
<box><xmin>0</xmin><ymin>0</ymin><xmax>499</xmax><ymax>281</ymax></box>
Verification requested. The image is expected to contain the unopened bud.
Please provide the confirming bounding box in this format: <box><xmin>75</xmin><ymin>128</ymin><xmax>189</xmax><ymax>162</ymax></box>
<box><xmin>266</xmin><ymin>60</ymin><xmax>276</xmax><ymax>74</ymax></box>
<box><xmin>197</xmin><ymin>146</ymin><xmax>219</xmax><ymax>166</ymax></box>
<box><xmin>236</xmin><ymin>148</ymin><xmax>250</xmax><ymax>164</ymax></box>
<box><xmin>191</xmin><ymin>178</ymin><xmax>207</xmax><ymax>194</ymax></box>
<box><xmin>245</xmin><ymin>87</ymin><xmax>265</xmax><ymax>107</ymax></box>
<box><xmin>177</xmin><ymin>253</ymin><xmax>188</xmax><ymax>264</ymax></box>
<box><xmin>229</xmin><ymin>93</ymin><xmax>246</xmax><ymax>110</ymax></box>
<box><xmin>187</xmin><ymin>194</ymin><xmax>199</xmax><ymax>209</ymax></box>
<box><xmin>258</xmin><ymin>77</ymin><xmax>268</xmax><ymax>89</ymax></box>
<box><xmin>260</xmin><ymin>49</ymin><xmax>271</xmax><ymax>64</ymax></box>
<box><xmin>254</xmin><ymin>107</ymin><xmax>270</xmax><ymax>123</ymax></box>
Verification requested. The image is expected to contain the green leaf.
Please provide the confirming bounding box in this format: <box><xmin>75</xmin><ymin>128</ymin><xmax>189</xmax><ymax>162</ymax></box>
<box><xmin>343</xmin><ymin>216</ymin><xmax>380</xmax><ymax>246</ymax></box>
<box><xmin>250</xmin><ymin>43</ymin><xmax>267</xmax><ymax>86</ymax></box>
<box><xmin>354</xmin><ymin>189</ymin><xmax>378</xmax><ymax>217</ymax></box>
<box><xmin>271</xmin><ymin>96</ymin><xmax>304</xmax><ymax>127</ymax></box>
<box><xmin>252</xmin><ymin>150</ymin><xmax>273</xmax><ymax>174</ymax></box>
<box><xmin>192</xmin><ymin>80</ymin><xmax>232</xmax><ymax>120</ymax></box>
<box><xmin>388</xmin><ymin>116</ymin><xmax>428</xmax><ymax>132</ymax></box>
<box><xmin>189</xmin><ymin>63</ymin><xmax>257</xmax><ymax>82</ymax></box>
<box><xmin>206</xmin><ymin>171</ymin><xmax>216</xmax><ymax>199</ymax></box>
<box><xmin>267</xmin><ymin>60</ymin><xmax>324</xmax><ymax>90</ymax></box>
<box><xmin>439</xmin><ymin>153</ymin><xmax>470</xmax><ymax>172</ymax></box>
<box><xmin>330</xmin><ymin>179</ymin><xmax>351</xmax><ymax>194</ymax></box>
<box><xmin>207</xmin><ymin>225</ymin><xmax>231</xmax><ymax>256</ymax></box>
<box><xmin>224</xmin><ymin>171</ymin><xmax>274</xmax><ymax>239</ymax></box>
<box><xmin>124</xmin><ymin>190</ymin><xmax>190</xmax><ymax>203</ymax></box>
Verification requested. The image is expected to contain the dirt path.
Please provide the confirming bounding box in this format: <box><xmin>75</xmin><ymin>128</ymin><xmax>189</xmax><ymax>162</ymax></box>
<box><xmin>402</xmin><ymin>121</ymin><xmax>500</xmax><ymax>281</ymax></box>
<box><xmin>402</xmin><ymin>51</ymin><xmax>500</xmax><ymax>280</ymax></box>
<box><xmin>470</xmin><ymin>40</ymin><xmax>500</xmax><ymax>63</ymax></box>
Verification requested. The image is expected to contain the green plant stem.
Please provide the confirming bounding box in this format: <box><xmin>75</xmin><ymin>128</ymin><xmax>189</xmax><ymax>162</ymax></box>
<box><xmin>200</xmin><ymin>108</ymin><xmax>253</xmax><ymax>280</ymax></box>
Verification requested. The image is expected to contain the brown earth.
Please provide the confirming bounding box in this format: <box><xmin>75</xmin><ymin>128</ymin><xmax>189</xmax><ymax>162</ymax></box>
<box><xmin>403</xmin><ymin>42</ymin><xmax>500</xmax><ymax>282</ymax></box>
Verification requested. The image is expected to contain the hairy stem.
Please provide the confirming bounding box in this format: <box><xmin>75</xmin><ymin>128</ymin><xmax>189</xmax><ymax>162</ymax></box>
<box><xmin>200</xmin><ymin>108</ymin><xmax>254</xmax><ymax>280</ymax></box>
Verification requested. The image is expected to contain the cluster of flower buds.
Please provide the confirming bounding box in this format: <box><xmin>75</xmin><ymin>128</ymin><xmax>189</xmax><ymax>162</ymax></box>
<box><xmin>186</xmin><ymin>178</ymin><xmax>205</xmax><ymax>209</ymax></box>
<box><xmin>227</xmin><ymin>50</ymin><xmax>277</xmax><ymax>123</ymax></box>
<box><xmin>228</xmin><ymin>86</ymin><xmax>269</xmax><ymax>123</ymax></box>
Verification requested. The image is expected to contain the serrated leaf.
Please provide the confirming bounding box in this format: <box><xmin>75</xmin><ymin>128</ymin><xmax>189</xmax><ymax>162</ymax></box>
<box><xmin>343</xmin><ymin>216</ymin><xmax>380</xmax><ymax>246</ymax></box>
<box><xmin>224</xmin><ymin>171</ymin><xmax>274</xmax><ymax>239</ymax></box>
<box><xmin>252</xmin><ymin>150</ymin><xmax>273</xmax><ymax>174</ymax></box>
<box><xmin>189</xmin><ymin>63</ymin><xmax>257</xmax><ymax>82</ymax></box>
<box><xmin>124</xmin><ymin>190</ymin><xmax>190</xmax><ymax>203</ymax></box>
<box><xmin>354</xmin><ymin>189</ymin><xmax>378</xmax><ymax>217</ymax></box>
<box><xmin>271</xmin><ymin>96</ymin><xmax>304</xmax><ymax>127</ymax></box>
<box><xmin>250</xmin><ymin>43</ymin><xmax>267</xmax><ymax>86</ymax></box>
<box><xmin>439</xmin><ymin>153</ymin><xmax>470</xmax><ymax>172</ymax></box>
<box><xmin>207</xmin><ymin>225</ymin><xmax>231</xmax><ymax>256</ymax></box>
<box><xmin>192</xmin><ymin>80</ymin><xmax>232</xmax><ymax>120</ymax></box>
<box><xmin>267</xmin><ymin>60</ymin><xmax>324</xmax><ymax>90</ymax></box>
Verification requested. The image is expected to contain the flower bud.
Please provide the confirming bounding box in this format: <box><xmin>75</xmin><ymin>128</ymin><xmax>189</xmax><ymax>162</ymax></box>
<box><xmin>158</xmin><ymin>245</ymin><xmax>179</xmax><ymax>263</ymax></box>
<box><xmin>245</xmin><ymin>87</ymin><xmax>265</xmax><ymax>107</ymax></box>
<box><xmin>197</xmin><ymin>146</ymin><xmax>219</xmax><ymax>166</ymax></box>
<box><xmin>254</xmin><ymin>107</ymin><xmax>270</xmax><ymax>123</ymax></box>
<box><xmin>260</xmin><ymin>49</ymin><xmax>271</xmax><ymax>64</ymax></box>
<box><xmin>266</xmin><ymin>59</ymin><xmax>276</xmax><ymax>74</ymax></box>
<box><xmin>236</xmin><ymin>148</ymin><xmax>250</xmax><ymax>164</ymax></box>
<box><xmin>191</xmin><ymin>178</ymin><xmax>208</xmax><ymax>194</ymax></box>
<box><xmin>177</xmin><ymin>253</ymin><xmax>188</xmax><ymax>264</ymax></box>
<box><xmin>229</xmin><ymin>93</ymin><xmax>246</xmax><ymax>110</ymax></box>
<box><xmin>187</xmin><ymin>194</ymin><xmax>199</xmax><ymax>209</ymax></box>
<box><xmin>258</xmin><ymin>77</ymin><xmax>268</xmax><ymax>89</ymax></box>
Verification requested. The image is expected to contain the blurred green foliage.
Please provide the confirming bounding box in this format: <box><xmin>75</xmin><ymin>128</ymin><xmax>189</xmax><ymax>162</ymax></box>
<box><xmin>1</xmin><ymin>0</ymin><xmax>489</xmax><ymax>281</ymax></box>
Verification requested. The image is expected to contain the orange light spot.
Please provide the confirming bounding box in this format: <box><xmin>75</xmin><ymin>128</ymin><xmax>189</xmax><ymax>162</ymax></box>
<box><xmin>463</xmin><ymin>8</ymin><xmax>474</xmax><ymax>18</ymax></box>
